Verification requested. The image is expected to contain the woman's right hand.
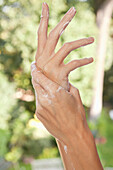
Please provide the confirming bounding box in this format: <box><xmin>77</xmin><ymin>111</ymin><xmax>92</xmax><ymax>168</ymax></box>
<box><xmin>35</xmin><ymin>2</ymin><xmax>94</xmax><ymax>90</ymax></box>
<box><xmin>31</xmin><ymin>62</ymin><xmax>103</xmax><ymax>170</ymax></box>
<box><xmin>31</xmin><ymin>63</ymin><xmax>91</xmax><ymax>143</ymax></box>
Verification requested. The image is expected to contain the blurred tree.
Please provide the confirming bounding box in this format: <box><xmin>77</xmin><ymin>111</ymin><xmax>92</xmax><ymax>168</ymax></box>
<box><xmin>67</xmin><ymin>0</ymin><xmax>113</xmax><ymax>119</ymax></box>
<box><xmin>0</xmin><ymin>0</ymin><xmax>68</xmax><ymax>161</ymax></box>
<box><xmin>0</xmin><ymin>73</ymin><xmax>16</xmax><ymax>129</ymax></box>
<box><xmin>0</xmin><ymin>0</ymin><xmax>97</xmax><ymax>107</ymax></box>
<box><xmin>89</xmin><ymin>0</ymin><xmax>113</xmax><ymax>120</ymax></box>
<box><xmin>103</xmin><ymin>64</ymin><xmax>113</xmax><ymax>106</ymax></box>
<box><xmin>0</xmin><ymin>0</ymin><xmax>112</xmax><ymax>162</ymax></box>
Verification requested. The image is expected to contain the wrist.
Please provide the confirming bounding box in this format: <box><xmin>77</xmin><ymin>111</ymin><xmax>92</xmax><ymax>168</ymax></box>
<box><xmin>65</xmin><ymin>127</ymin><xmax>94</xmax><ymax>151</ymax></box>
<box><xmin>64</xmin><ymin>127</ymin><xmax>103</xmax><ymax>170</ymax></box>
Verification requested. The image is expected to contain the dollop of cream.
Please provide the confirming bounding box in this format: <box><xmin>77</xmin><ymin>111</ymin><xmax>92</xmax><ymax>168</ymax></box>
<box><xmin>56</xmin><ymin>86</ymin><xmax>64</xmax><ymax>92</ymax></box>
<box><xmin>64</xmin><ymin>145</ymin><xmax>68</xmax><ymax>154</ymax></box>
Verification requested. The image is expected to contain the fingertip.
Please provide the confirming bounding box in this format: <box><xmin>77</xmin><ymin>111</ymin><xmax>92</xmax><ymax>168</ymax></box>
<box><xmin>89</xmin><ymin>37</ymin><xmax>95</xmax><ymax>43</ymax></box>
<box><xmin>91</xmin><ymin>57</ymin><xmax>94</xmax><ymax>62</ymax></box>
<box><xmin>42</xmin><ymin>2</ymin><xmax>49</xmax><ymax>17</ymax></box>
<box><xmin>85</xmin><ymin>57</ymin><xmax>94</xmax><ymax>63</ymax></box>
<box><xmin>89</xmin><ymin>57</ymin><xmax>94</xmax><ymax>62</ymax></box>
<box><xmin>44</xmin><ymin>2</ymin><xmax>49</xmax><ymax>8</ymax></box>
<box><xmin>43</xmin><ymin>2</ymin><xmax>49</xmax><ymax>11</ymax></box>
<box><xmin>86</xmin><ymin>37</ymin><xmax>95</xmax><ymax>44</ymax></box>
<box><xmin>72</xmin><ymin>6</ymin><xmax>77</xmax><ymax>14</ymax></box>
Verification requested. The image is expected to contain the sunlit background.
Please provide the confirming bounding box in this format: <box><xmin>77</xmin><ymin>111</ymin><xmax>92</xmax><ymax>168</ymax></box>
<box><xmin>0</xmin><ymin>0</ymin><xmax>113</xmax><ymax>169</ymax></box>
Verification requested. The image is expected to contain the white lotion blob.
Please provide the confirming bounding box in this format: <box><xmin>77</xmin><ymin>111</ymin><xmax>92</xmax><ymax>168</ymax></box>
<box><xmin>56</xmin><ymin>86</ymin><xmax>64</xmax><ymax>92</ymax></box>
<box><xmin>64</xmin><ymin>145</ymin><xmax>68</xmax><ymax>154</ymax></box>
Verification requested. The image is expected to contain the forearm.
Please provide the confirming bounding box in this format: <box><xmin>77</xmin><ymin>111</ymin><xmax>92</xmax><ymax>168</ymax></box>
<box><xmin>63</xmin><ymin>129</ymin><xmax>103</xmax><ymax>170</ymax></box>
<box><xmin>31</xmin><ymin>64</ymin><xmax>103</xmax><ymax>169</ymax></box>
<box><xmin>56</xmin><ymin>139</ymin><xmax>74</xmax><ymax>170</ymax></box>
<box><xmin>56</xmin><ymin>126</ymin><xmax>103</xmax><ymax>170</ymax></box>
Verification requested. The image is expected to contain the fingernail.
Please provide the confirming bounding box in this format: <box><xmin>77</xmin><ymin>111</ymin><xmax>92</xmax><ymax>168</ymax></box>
<box><xmin>42</xmin><ymin>2</ymin><xmax>46</xmax><ymax>6</ymax></box>
<box><xmin>72</xmin><ymin>7</ymin><xmax>76</xmax><ymax>13</ymax></box>
<box><xmin>42</xmin><ymin>2</ymin><xmax>49</xmax><ymax>17</ymax></box>
<box><xmin>67</xmin><ymin>7</ymin><xmax>76</xmax><ymax>15</ymax></box>
<box><xmin>42</xmin><ymin>2</ymin><xmax>47</xmax><ymax>13</ymax></box>
<box><xmin>88</xmin><ymin>37</ymin><xmax>95</xmax><ymax>42</ymax></box>
<box><xmin>86</xmin><ymin>57</ymin><xmax>93</xmax><ymax>61</ymax></box>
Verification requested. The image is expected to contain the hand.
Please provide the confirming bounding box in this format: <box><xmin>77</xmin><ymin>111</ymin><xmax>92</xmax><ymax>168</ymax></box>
<box><xmin>35</xmin><ymin>2</ymin><xmax>94</xmax><ymax>90</ymax></box>
<box><xmin>31</xmin><ymin>62</ymin><xmax>90</xmax><ymax>144</ymax></box>
<box><xmin>31</xmin><ymin>63</ymin><xmax>103</xmax><ymax>170</ymax></box>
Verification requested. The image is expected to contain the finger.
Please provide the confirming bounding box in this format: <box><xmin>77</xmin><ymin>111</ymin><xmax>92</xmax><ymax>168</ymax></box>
<box><xmin>31</xmin><ymin>62</ymin><xmax>58</xmax><ymax>92</ymax></box>
<box><xmin>36</xmin><ymin>2</ymin><xmax>49</xmax><ymax>60</ymax></box>
<box><xmin>32</xmin><ymin>78</ymin><xmax>45</xmax><ymax>95</ymax></box>
<box><xmin>33</xmin><ymin>78</ymin><xmax>52</xmax><ymax>108</ymax></box>
<box><xmin>42</xmin><ymin>7</ymin><xmax>76</xmax><ymax>60</ymax></box>
<box><xmin>64</xmin><ymin>57</ymin><xmax>94</xmax><ymax>76</ymax></box>
<box><xmin>69</xmin><ymin>84</ymin><xmax>83</xmax><ymax>105</ymax></box>
<box><xmin>52</xmin><ymin>37</ymin><xmax>94</xmax><ymax>65</ymax></box>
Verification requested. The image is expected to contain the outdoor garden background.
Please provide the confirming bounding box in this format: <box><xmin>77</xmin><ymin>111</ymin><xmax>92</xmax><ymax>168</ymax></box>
<box><xmin>0</xmin><ymin>0</ymin><xmax>113</xmax><ymax>169</ymax></box>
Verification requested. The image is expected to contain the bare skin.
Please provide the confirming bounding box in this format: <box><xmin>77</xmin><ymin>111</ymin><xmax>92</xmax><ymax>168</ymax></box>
<box><xmin>31</xmin><ymin>64</ymin><xmax>103</xmax><ymax>170</ymax></box>
<box><xmin>31</xmin><ymin>2</ymin><xmax>103</xmax><ymax>170</ymax></box>
<box><xmin>35</xmin><ymin>2</ymin><xmax>94</xmax><ymax>90</ymax></box>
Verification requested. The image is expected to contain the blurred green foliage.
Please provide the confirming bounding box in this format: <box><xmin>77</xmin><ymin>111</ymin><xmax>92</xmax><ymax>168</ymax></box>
<box><xmin>104</xmin><ymin>65</ymin><xmax>113</xmax><ymax>106</ymax></box>
<box><xmin>0</xmin><ymin>0</ymin><xmax>113</xmax><ymax>167</ymax></box>
<box><xmin>89</xmin><ymin>108</ymin><xmax>113</xmax><ymax>167</ymax></box>
<box><xmin>9</xmin><ymin>162</ymin><xmax>31</xmax><ymax>170</ymax></box>
<box><xmin>0</xmin><ymin>129</ymin><xmax>10</xmax><ymax>156</ymax></box>
<box><xmin>38</xmin><ymin>147</ymin><xmax>59</xmax><ymax>159</ymax></box>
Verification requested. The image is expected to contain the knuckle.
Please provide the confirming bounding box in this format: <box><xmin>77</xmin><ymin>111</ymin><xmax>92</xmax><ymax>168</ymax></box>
<box><xmin>48</xmin><ymin>31</ymin><xmax>53</xmax><ymax>38</ymax></box>
<box><xmin>48</xmin><ymin>30</ymin><xmax>56</xmax><ymax>38</ymax></box>
<box><xmin>43</xmin><ymin>64</ymin><xmax>55</xmax><ymax>77</ymax></box>
<box><xmin>75</xmin><ymin>87</ymin><xmax>79</xmax><ymax>94</ymax></box>
<box><xmin>63</xmin><ymin>42</ymin><xmax>70</xmax><ymax>50</ymax></box>
<box><xmin>72</xmin><ymin>60</ymin><xmax>79</xmax><ymax>68</ymax></box>
<box><xmin>43</xmin><ymin>64</ymin><xmax>49</xmax><ymax>73</ymax></box>
<box><xmin>72</xmin><ymin>60</ymin><xmax>77</xmax><ymax>65</ymax></box>
<box><xmin>49</xmin><ymin>29</ymin><xmax>59</xmax><ymax>40</ymax></box>
<box><xmin>41</xmin><ymin>15</ymin><xmax>49</xmax><ymax>20</ymax></box>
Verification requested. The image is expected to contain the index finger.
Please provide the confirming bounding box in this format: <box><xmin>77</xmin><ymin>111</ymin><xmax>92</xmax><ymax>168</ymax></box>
<box><xmin>36</xmin><ymin>2</ymin><xmax>49</xmax><ymax>59</ymax></box>
<box><xmin>42</xmin><ymin>7</ymin><xmax>76</xmax><ymax>60</ymax></box>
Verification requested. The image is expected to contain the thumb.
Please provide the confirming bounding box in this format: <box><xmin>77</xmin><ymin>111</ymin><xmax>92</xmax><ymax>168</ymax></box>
<box><xmin>69</xmin><ymin>83</ymin><xmax>87</xmax><ymax>119</ymax></box>
<box><xmin>69</xmin><ymin>83</ymin><xmax>80</xmax><ymax>98</ymax></box>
